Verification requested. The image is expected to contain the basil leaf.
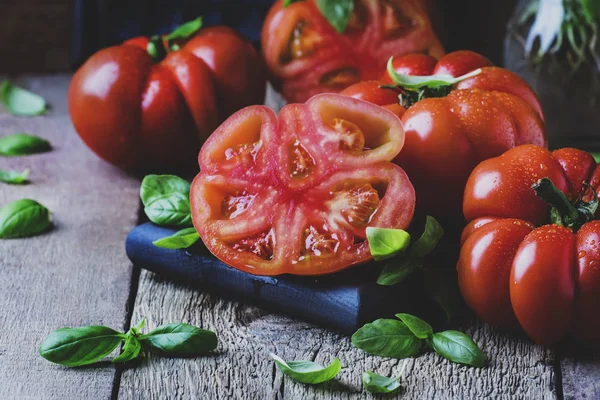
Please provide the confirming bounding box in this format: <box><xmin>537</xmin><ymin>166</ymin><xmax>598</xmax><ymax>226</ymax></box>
<box><xmin>0</xmin><ymin>198</ymin><xmax>51</xmax><ymax>238</ymax></box>
<box><xmin>153</xmin><ymin>227</ymin><xmax>200</xmax><ymax>249</ymax></box>
<box><xmin>0</xmin><ymin>168</ymin><xmax>29</xmax><ymax>184</ymax></box>
<box><xmin>0</xmin><ymin>81</ymin><xmax>47</xmax><ymax>116</ymax></box>
<box><xmin>362</xmin><ymin>371</ymin><xmax>401</xmax><ymax>394</ymax></box>
<box><xmin>39</xmin><ymin>326</ymin><xmax>126</xmax><ymax>367</ymax></box>
<box><xmin>270</xmin><ymin>353</ymin><xmax>341</xmax><ymax>384</ymax></box>
<box><xmin>165</xmin><ymin>17</ymin><xmax>203</xmax><ymax>41</ymax></box>
<box><xmin>284</xmin><ymin>0</ymin><xmax>304</xmax><ymax>6</ymax></box>
<box><xmin>386</xmin><ymin>58</ymin><xmax>482</xmax><ymax>90</ymax></box>
<box><xmin>140</xmin><ymin>175</ymin><xmax>192</xmax><ymax>227</ymax></box>
<box><xmin>592</xmin><ymin>152</ymin><xmax>600</xmax><ymax>163</ymax></box>
<box><xmin>431</xmin><ymin>331</ymin><xmax>485</xmax><ymax>367</ymax></box>
<box><xmin>366</xmin><ymin>227</ymin><xmax>410</xmax><ymax>261</ymax></box>
<box><xmin>131</xmin><ymin>317</ymin><xmax>146</xmax><ymax>336</ymax></box>
<box><xmin>376</xmin><ymin>258</ymin><xmax>418</xmax><ymax>286</ymax></box>
<box><xmin>141</xmin><ymin>323</ymin><xmax>217</xmax><ymax>356</ymax></box>
<box><xmin>395</xmin><ymin>313</ymin><xmax>433</xmax><ymax>340</ymax></box>
<box><xmin>351</xmin><ymin>319</ymin><xmax>421</xmax><ymax>359</ymax></box>
<box><xmin>410</xmin><ymin>216</ymin><xmax>444</xmax><ymax>259</ymax></box>
<box><xmin>315</xmin><ymin>0</ymin><xmax>354</xmax><ymax>33</ymax></box>
<box><xmin>0</xmin><ymin>133</ymin><xmax>51</xmax><ymax>156</ymax></box>
<box><xmin>112</xmin><ymin>334</ymin><xmax>142</xmax><ymax>363</ymax></box>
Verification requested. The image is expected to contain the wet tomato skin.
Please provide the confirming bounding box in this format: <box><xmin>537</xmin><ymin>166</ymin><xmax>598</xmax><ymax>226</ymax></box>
<box><xmin>574</xmin><ymin>221</ymin><xmax>600</xmax><ymax>342</ymax></box>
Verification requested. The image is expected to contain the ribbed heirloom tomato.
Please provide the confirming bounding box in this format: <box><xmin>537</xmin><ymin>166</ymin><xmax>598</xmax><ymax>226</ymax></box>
<box><xmin>69</xmin><ymin>20</ymin><xmax>266</xmax><ymax>171</ymax></box>
<box><xmin>190</xmin><ymin>94</ymin><xmax>416</xmax><ymax>275</ymax></box>
<box><xmin>458</xmin><ymin>145</ymin><xmax>600</xmax><ymax>344</ymax></box>
<box><xmin>341</xmin><ymin>50</ymin><xmax>547</xmax><ymax>218</ymax></box>
<box><xmin>262</xmin><ymin>0</ymin><xmax>443</xmax><ymax>103</ymax></box>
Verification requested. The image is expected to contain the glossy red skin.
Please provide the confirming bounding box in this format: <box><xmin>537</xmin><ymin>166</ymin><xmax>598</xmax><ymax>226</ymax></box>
<box><xmin>341</xmin><ymin>50</ymin><xmax>546</xmax><ymax>218</ymax></box>
<box><xmin>459</xmin><ymin>145</ymin><xmax>600</xmax><ymax>344</ymax></box>
<box><xmin>262</xmin><ymin>0</ymin><xmax>444</xmax><ymax>103</ymax></box>
<box><xmin>69</xmin><ymin>27</ymin><xmax>265</xmax><ymax>171</ymax></box>
<box><xmin>191</xmin><ymin>94</ymin><xmax>416</xmax><ymax>276</ymax></box>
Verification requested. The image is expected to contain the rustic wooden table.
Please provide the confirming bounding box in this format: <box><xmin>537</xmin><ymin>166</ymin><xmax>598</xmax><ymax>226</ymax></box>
<box><xmin>0</xmin><ymin>75</ymin><xmax>598</xmax><ymax>400</ymax></box>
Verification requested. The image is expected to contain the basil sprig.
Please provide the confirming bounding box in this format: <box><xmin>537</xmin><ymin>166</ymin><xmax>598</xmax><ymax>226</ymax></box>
<box><xmin>0</xmin><ymin>198</ymin><xmax>51</xmax><ymax>239</ymax></box>
<box><xmin>0</xmin><ymin>168</ymin><xmax>29</xmax><ymax>184</ymax></box>
<box><xmin>270</xmin><ymin>353</ymin><xmax>342</xmax><ymax>384</ymax></box>
<box><xmin>0</xmin><ymin>80</ymin><xmax>47</xmax><ymax>116</ymax></box>
<box><xmin>39</xmin><ymin>318</ymin><xmax>217</xmax><ymax>367</ymax></box>
<box><xmin>0</xmin><ymin>133</ymin><xmax>51</xmax><ymax>156</ymax></box>
<box><xmin>362</xmin><ymin>371</ymin><xmax>402</xmax><ymax>394</ymax></box>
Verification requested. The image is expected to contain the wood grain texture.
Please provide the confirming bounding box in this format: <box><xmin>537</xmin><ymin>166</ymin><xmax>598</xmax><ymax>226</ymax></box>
<box><xmin>0</xmin><ymin>75</ymin><xmax>139</xmax><ymax>399</ymax></box>
<box><xmin>561</xmin><ymin>349</ymin><xmax>600</xmax><ymax>400</ymax></box>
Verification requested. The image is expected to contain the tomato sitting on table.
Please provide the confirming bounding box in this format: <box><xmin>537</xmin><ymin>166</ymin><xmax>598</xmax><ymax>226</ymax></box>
<box><xmin>190</xmin><ymin>94</ymin><xmax>416</xmax><ymax>276</ymax></box>
<box><xmin>458</xmin><ymin>145</ymin><xmax>600</xmax><ymax>344</ymax></box>
<box><xmin>340</xmin><ymin>50</ymin><xmax>546</xmax><ymax>219</ymax></box>
<box><xmin>69</xmin><ymin>19</ymin><xmax>266</xmax><ymax>171</ymax></box>
<box><xmin>261</xmin><ymin>0</ymin><xmax>443</xmax><ymax>103</ymax></box>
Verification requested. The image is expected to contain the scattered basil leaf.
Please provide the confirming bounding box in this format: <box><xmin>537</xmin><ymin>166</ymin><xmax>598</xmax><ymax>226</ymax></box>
<box><xmin>284</xmin><ymin>0</ymin><xmax>304</xmax><ymax>6</ymax></box>
<box><xmin>395</xmin><ymin>313</ymin><xmax>433</xmax><ymax>340</ymax></box>
<box><xmin>165</xmin><ymin>17</ymin><xmax>203</xmax><ymax>41</ymax></box>
<box><xmin>112</xmin><ymin>333</ymin><xmax>142</xmax><ymax>363</ymax></box>
<box><xmin>376</xmin><ymin>258</ymin><xmax>418</xmax><ymax>286</ymax></box>
<box><xmin>153</xmin><ymin>227</ymin><xmax>200</xmax><ymax>249</ymax></box>
<box><xmin>0</xmin><ymin>198</ymin><xmax>51</xmax><ymax>239</ymax></box>
<box><xmin>352</xmin><ymin>319</ymin><xmax>421</xmax><ymax>359</ymax></box>
<box><xmin>0</xmin><ymin>133</ymin><xmax>51</xmax><ymax>156</ymax></box>
<box><xmin>140</xmin><ymin>175</ymin><xmax>192</xmax><ymax>227</ymax></box>
<box><xmin>410</xmin><ymin>216</ymin><xmax>444</xmax><ymax>259</ymax></box>
<box><xmin>362</xmin><ymin>371</ymin><xmax>401</xmax><ymax>394</ymax></box>
<box><xmin>0</xmin><ymin>80</ymin><xmax>47</xmax><ymax>116</ymax></box>
<box><xmin>141</xmin><ymin>323</ymin><xmax>217</xmax><ymax>356</ymax></box>
<box><xmin>270</xmin><ymin>353</ymin><xmax>342</xmax><ymax>384</ymax></box>
<box><xmin>39</xmin><ymin>326</ymin><xmax>126</xmax><ymax>367</ymax></box>
<box><xmin>431</xmin><ymin>331</ymin><xmax>485</xmax><ymax>367</ymax></box>
<box><xmin>315</xmin><ymin>0</ymin><xmax>354</xmax><ymax>33</ymax></box>
<box><xmin>0</xmin><ymin>168</ymin><xmax>29</xmax><ymax>184</ymax></box>
<box><xmin>366</xmin><ymin>227</ymin><xmax>410</xmax><ymax>261</ymax></box>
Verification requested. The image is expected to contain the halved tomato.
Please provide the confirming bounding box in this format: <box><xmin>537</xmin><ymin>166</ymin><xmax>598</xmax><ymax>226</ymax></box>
<box><xmin>191</xmin><ymin>94</ymin><xmax>416</xmax><ymax>275</ymax></box>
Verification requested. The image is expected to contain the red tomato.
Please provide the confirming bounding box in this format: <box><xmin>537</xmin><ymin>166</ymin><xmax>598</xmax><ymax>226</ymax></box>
<box><xmin>190</xmin><ymin>94</ymin><xmax>416</xmax><ymax>275</ymax></box>
<box><xmin>69</xmin><ymin>26</ymin><xmax>266</xmax><ymax>171</ymax></box>
<box><xmin>459</xmin><ymin>145</ymin><xmax>600</xmax><ymax>344</ymax></box>
<box><xmin>341</xmin><ymin>50</ymin><xmax>546</xmax><ymax>218</ymax></box>
<box><xmin>261</xmin><ymin>0</ymin><xmax>443</xmax><ymax>103</ymax></box>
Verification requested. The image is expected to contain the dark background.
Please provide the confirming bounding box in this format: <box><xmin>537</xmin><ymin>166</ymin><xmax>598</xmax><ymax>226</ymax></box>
<box><xmin>0</xmin><ymin>0</ymin><xmax>517</xmax><ymax>74</ymax></box>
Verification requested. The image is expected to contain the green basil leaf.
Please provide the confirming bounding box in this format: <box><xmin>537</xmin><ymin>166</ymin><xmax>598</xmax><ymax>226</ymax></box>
<box><xmin>39</xmin><ymin>326</ymin><xmax>126</xmax><ymax>367</ymax></box>
<box><xmin>351</xmin><ymin>319</ymin><xmax>421</xmax><ymax>359</ymax></box>
<box><xmin>362</xmin><ymin>371</ymin><xmax>401</xmax><ymax>394</ymax></box>
<box><xmin>112</xmin><ymin>333</ymin><xmax>142</xmax><ymax>363</ymax></box>
<box><xmin>592</xmin><ymin>152</ymin><xmax>600</xmax><ymax>163</ymax></box>
<box><xmin>141</xmin><ymin>323</ymin><xmax>217</xmax><ymax>356</ymax></box>
<box><xmin>140</xmin><ymin>175</ymin><xmax>191</xmax><ymax>227</ymax></box>
<box><xmin>0</xmin><ymin>81</ymin><xmax>47</xmax><ymax>116</ymax></box>
<box><xmin>410</xmin><ymin>216</ymin><xmax>444</xmax><ymax>259</ymax></box>
<box><xmin>366</xmin><ymin>227</ymin><xmax>410</xmax><ymax>261</ymax></box>
<box><xmin>165</xmin><ymin>17</ymin><xmax>203</xmax><ymax>41</ymax></box>
<box><xmin>284</xmin><ymin>0</ymin><xmax>304</xmax><ymax>6</ymax></box>
<box><xmin>431</xmin><ymin>331</ymin><xmax>485</xmax><ymax>367</ymax></box>
<box><xmin>153</xmin><ymin>227</ymin><xmax>200</xmax><ymax>249</ymax></box>
<box><xmin>131</xmin><ymin>317</ymin><xmax>146</xmax><ymax>336</ymax></box>
<box><xmin>315</xmin><ymin>0</ymin><xmax>354</xmax><ymax>33</ymax></box>
<box><xmin>394</xmin><ymin>313</ymin><xmax>433</xmax><ymax>339</ymax></box>
<box><xmin>0</xmin><ymin>133</ymin><xmax>51</xmax><ymax>156</ymax></box>
<box><xmin>376</xmin><ymin>258</ymin><xmax>418</xmax><ymax>286</ymax></box>
<box><xmin>0</xmin><ymin>168</ymin><xmax>29</xmax><ymax>184</ymax></box>
<box><xmin>0</xmin><ymin>198</ymin><xmax>51</xmax><ymax>239</ymax></box>
<box><xmin>270</xmin><ymin>353</ymin><xmax>341</xmax><ymax>384</ymax></box>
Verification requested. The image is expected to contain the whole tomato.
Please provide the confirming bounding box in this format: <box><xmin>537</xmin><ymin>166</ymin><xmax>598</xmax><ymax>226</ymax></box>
<box><xmin>459</xmin><ymin>145</ymin><xmax>600</xmax><ymax>345</ymax></box>
<box><xmin>69</xmin><ymin>19</ymin><xmax>266</xmax><ymax>171</ymax></box>
<box><xmin>341</xmin><ymin>50</ymin><xmax>546</xmax><ymax>218</ymax></box>
<box><xmin>261</xmin><ymin>0</ymin><xmax>443</xmax><ymax>103</ymax></box>
<box><xmin>190</xmin><ymin>93</ymin><xmax>415</xmax><ymax>276</ymax></box>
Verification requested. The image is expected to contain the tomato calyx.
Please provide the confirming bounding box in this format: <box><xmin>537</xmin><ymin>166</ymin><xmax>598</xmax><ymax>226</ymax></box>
<box><xmin>146</xmin><ymin>17</ymin><xmax>204</xmax><ymax>62</ymax></box>
<box><xmin>532</xmin><ymin>177</ymin><xmax>599</xmax><ymax>231</ymax></box>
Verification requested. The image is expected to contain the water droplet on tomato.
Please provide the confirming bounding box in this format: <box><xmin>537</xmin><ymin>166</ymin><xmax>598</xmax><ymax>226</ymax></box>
<box><xmin>578</xmin><ymin>250</ymin><xmax>587</xmax><ymax>258</ymax></box>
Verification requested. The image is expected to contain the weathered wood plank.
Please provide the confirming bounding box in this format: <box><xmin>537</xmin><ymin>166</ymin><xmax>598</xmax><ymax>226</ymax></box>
<box><xmin>0</xmin><ymin>75</ymin><xmax>140</xmax><ymax>399</ymax></box>
<box><xmin>561</xmin><ymin>348</ymin><xmax>600</xmax><ymax>399</ymax></box>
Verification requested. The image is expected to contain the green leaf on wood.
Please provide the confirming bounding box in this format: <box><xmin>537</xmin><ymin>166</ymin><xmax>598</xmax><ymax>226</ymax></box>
<box><xmin>0</xmin><ymin>198</ymin><xmax>51</xmax><ymax>238</ymax></box>
<box><xmin>362</xmin><ymin>371</ymin><xmax>402</xmax><ymax>394</ymax></box>
<box><xmin>351</xmin><ymin>319</ymin><xmax>421</xmax><ymax>359</ymax></box>
<box><xmin>0</xmin><ymin>168</ymin><xmax>29</xmax><ymax>184</ymax></box>
<box><xmin>0</xmin><ymin>81</ymin><xmax>47</xmax><ymax>116</ymax></box>
<box><xmin>0</xmin><ymin>133</ymin><xmax>51</xmax><ymax>156</ymax></box>
<box><xmin>271</xmin><ymin>353</ymin><xmax>342</xmax><ymax>384</ymax></box>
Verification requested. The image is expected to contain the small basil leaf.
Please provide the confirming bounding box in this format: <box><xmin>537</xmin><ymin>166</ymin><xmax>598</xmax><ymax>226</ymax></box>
<box><xmin>153</xmin><ymin>227</ymin><xmax>200</xmax><ymax>249</ymax></box>
<box><xmin>39</xmin><ymin>326</ymin><xmax>125</xmax><ymax>367</ymax></box>
<box><xmin>0</xmin><ymin>81</ymin><xmax>47</xmax><ymax>116</ymax></box>
<box><xmin>351</xmin><ymin>319</ymin><xmax>421</xmax><ymax>359</ymax></box>
<box><xmin>592</xmin><ymin>152</ymin><xmax>600</xmax><ymax>163</ymax></box>
<box><xmin>141</xmin><ymin>323</ymin><xmax>217</xmax><ymax>356</ymax></box>
<box><xmin>394</xmin><ymin>313</ymin><xmax>433</xmax><ymax>339</ymax></box>
<box><xmin>140</xmin><ymin>175</ymin><xmax>191</xmax><ymax>227</ymax></box>
<box><xmin>131</xmin><ymin>317</ymin><xmax>146</xmax><ymax>336</ymax></box>
<box><xmin>270</xmin><ymin>353</ymin><xmax>341</xmax><ymax>384</ymax></box>
<box><xmin>376</xmin><ymin>258</ymin><xmax>418</xmax><ymax>286</ymax></box>
<box><xmin>0</xmin><ymin>198</ymin><xmax>51</xmax><ymax>239</ymax></box>
<box><xmin>410</xmin><ymin>216</ymin><xmax>444</xmax><ymax>259</ymax></box>
<box><xmin>112</xmin><ymin>334</ymin><xmax>142</xmax><ymax>363</ymax></box>
<box><xmin>0</xmin><ymin>168</ymin><xmax>29</xmax><ymax>184</ymax></box>
<box><xmin>284</xmin><ymin>0</ymin><xmax>304</xmax><ymax>6</ymax></box>
<box><xmin>0</xmin><ymin>133</ymin><xmax>51</xmax><ymax>156</ymax></box>
<box><xmin>165</xmin><ymin>17</ymin><xmax>203</xmax><ymax>41</ymax></box>
<box><xmin>362</xmin><ymin>371</ymin><xmax>401</xmax><ymax>394</ymax></box>
<box><xmin>366</xmin><ymin>227</ymin><xmax>410</xmax><ymax>261</ymax></box>
<box><xmin>431</xmin><ymin>331</ymin><xmax>485</xmax><ymax>367</ymax></box>
<box><xmin>315</xmin><ymin>0</ymin><xmax>354</xmax><ymax>33</ymax></box>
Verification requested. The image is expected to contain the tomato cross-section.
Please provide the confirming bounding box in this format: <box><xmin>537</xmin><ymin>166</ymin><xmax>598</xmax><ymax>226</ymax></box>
<box><xmin>191</xmin><ymin>94</ymin><xmax>416</xmax><ymax>275</ymax></box>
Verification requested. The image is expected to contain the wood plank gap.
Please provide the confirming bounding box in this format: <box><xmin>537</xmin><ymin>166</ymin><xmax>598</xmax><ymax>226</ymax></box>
<box><xmin>554</xmin><ymin>348</ymin><xmax>564</xmax><ymax>400</ymax></box>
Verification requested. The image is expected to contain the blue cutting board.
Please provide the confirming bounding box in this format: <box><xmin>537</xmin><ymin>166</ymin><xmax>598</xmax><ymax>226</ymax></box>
<box><xmin>126</xmin><ymin>222</ymin><xmax>454</xmax><ymax>334</ymax></box>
